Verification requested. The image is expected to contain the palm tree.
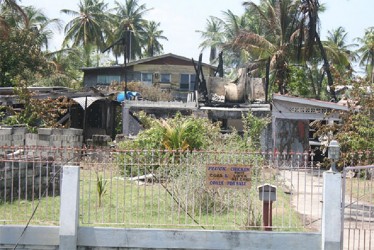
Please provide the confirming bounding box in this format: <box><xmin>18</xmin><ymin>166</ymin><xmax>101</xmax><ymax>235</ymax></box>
<box><xmin>356</xmin><ymin>27</ymin><xmax>374</xmax><ymax>83</ymax></box>
<box><xmin>61</xmin><ymin>0</ymin><xmax>111</xmax><ymax>49</ymax></box>
<box><xmin>230</xmin><ymin>0</ymin><xmax>300</xmax><ymax>94</ymax></box>
<box><xmin>143</xmin><ymin>21</ymin><xmax>167</xmax><ymax>57</ymax></box>
<box><xmin>20</xmin><ymin>6</ymin><xmax>62</xmax><ymax>50</ymax></box>
<box><xmin>0</xmin><ymin>0</ymin><xmax>27</xmax><ymax>39</ymax></box>
<box><xmin>296</xmin><ymin>0</ymin><xmax>337</xmax><ymax>101</ymax></box>
<box><xmin>0</xmin><ymin>0</ymin><xmax>27</xmax><ymax>25</ymax></box>
<box><xmin>196</xmin><ymin>16</ymin><xmax>225</xmax><ymax>63</ymax></box>
<box><xmin>220</xmin><ymin>9</ymin><xmax>254</xmax><ymax>68</ymax></box>
<box><xmin>323</xmin><ymin>27</ymin><xmax>357</xmax><ymax>75</ymax></box>
<box><xmin>112</xmin><ymin>0</ymin><xmax>151</xmax><ymax>60</ymax></box>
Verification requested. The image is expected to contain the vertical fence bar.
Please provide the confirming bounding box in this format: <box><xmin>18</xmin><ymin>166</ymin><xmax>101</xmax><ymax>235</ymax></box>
<box><xmin>341</xmin><ymin>167</ymin><xmax>347</xmax><ymax>250</ymax></box>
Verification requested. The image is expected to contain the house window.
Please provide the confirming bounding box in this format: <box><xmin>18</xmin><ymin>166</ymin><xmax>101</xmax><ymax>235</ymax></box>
<box><xmin>160</xmin><ymin>73</ymin><xmax>171</xmax><ymax>83</ymax></box>
<box><xmin>97</xmin><ymin>75</ymin><xmax>121</xmax><ymax>85</ymax></box>
<box><xmin>180</xmin><ymin>74</ymin><xmax>196</xmax><ymax>91</ymax></box>
<box><xmin>141</xmin><ymin>73</ymin><xmax>153</xmax><ymax>85</ymax></box>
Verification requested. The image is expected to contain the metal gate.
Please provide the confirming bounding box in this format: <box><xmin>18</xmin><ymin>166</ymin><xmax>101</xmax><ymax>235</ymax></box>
<box><xmin>342</xmin><ymin>165</ymin><xmax>374</xmax><ymax>250</ymax></box>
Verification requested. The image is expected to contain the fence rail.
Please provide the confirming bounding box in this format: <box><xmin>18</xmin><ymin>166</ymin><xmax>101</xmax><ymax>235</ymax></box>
<box><xmin>0</xmin><ymin>146</ymin><xmax>325</xmax><ymax>231</ymax></box>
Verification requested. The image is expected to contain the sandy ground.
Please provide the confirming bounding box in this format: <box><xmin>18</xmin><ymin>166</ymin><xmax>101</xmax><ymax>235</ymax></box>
<box><xmin>280</xmin><ymin>169</ymin><xmax>374</xmax><ymax>249</ymax></box>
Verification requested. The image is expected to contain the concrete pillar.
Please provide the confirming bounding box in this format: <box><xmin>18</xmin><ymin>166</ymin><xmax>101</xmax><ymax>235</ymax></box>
<box><xmin>322</xmin><ymin>170</ymin><xmax>342</xmax><ymax>250</ymax></box>
<box><xmin>122</xmin><ymin>102</ymin><xmax>130</xmax><ymax>136</ymax></box>
<box><xmin>59</xmin><ymin>166</ymin><xmax>80</xmax><ymax>250</ymax></box>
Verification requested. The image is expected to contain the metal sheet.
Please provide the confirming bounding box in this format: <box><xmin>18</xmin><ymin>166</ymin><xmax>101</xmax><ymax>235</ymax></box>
<box><xmin>72</xmin><ymin>96</ymin><xmax>104</xmax><ymax>110</ymax></box>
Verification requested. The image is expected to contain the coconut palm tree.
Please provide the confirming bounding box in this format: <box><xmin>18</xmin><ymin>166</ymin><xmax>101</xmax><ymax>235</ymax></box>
<box><xmin>61</xmin><ymin>0</ymin><xmax>111</xmax><ymax>50</ymax></box>
<box><xmin>112</xmin><ymin>0</ymin><xmax>151</xmax><ymax>60</ymax></box>
<box><xmin>196</xmin><ymin>16</ymin><xmax>225</xmax><ymax>63</ymax></box>
<box><xmin>230</xmin><ymin>0</ymin><xmax>300</xmax><ymax>94</ymax></box>
<box><xmin>142</xmin><ymin>21</ymin><xmax>167</xmax><ymax>57</ymax></box>
<box><xmin>356</xmin><ymin>27</ymin><xmax>374</xmax><ymax>83</ymax></box>
<box><xmin>323</xmin><ymin>27</ymin><xmax>357</xmax><ymax>74</ymax></box>
<box><xmin>220</xmin><ymin>9</ymin><xmax>255</xmax><ymax>68</ymax></box>
<box><xmin>296</xmin><ymin>0</ymin><xmax>338</xmax><ymax>100</ymax></box>
<box><xmin>0</xmin><ymin>0</ymin><xmax>27</xmax><ymax>39</ymax></box>
<box><xmin>0</xmin><ymin>0</ymin><xmax>27</xmax><ymax>26</ymax></box>
<box><xmin>20</xmin><ymin>6</ymin><xmax>62</xmax><ymax>50</ymax></box>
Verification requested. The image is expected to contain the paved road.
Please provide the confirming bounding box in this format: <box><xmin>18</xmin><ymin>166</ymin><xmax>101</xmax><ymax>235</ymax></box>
<box><xmin>280</xmin><ymin>169</ymin><xmax>323</xmax><ymax>231</ymax></box>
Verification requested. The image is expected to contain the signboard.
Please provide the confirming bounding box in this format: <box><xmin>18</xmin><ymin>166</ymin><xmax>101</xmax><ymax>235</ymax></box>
<box><xmin>206</xmin><ymin>165</ymin><xmax>251</xmax><ymax>188</ymax></box>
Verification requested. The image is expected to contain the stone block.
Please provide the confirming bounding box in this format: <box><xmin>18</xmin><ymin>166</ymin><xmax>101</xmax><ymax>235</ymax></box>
<box><xmin>73</xmin><ymin>136</ymin><xmax>81</xmax><ymax>142</ymax></box>
<box><xmin>25</xmin><ymin>133</ymin><xmax>38</xmax><ymax>147</ymax></box>
<box><xmin>51</xmin><ymin>134</ymin><xmax>62</xmax><ymax>141</ymax></box>
<box><xmin>51</xmin><ymin>128</ymin><xmax>64</xmax><ymax>135</ymax></box>
<box><xmin>38</xmin><ymin>139</ymin><xmax>50</xmax><ymax>147</ymax></box>
<box><xmin>38</xmin><ymin>128</ymin><xmax>53</xmax><ymax>135</ymax></box>
<box><xmin>12</xmin><ymin>126</ymin><xmax>27</xmax><ymax>135</ymax></box>
<box><xmin>0</xmin><ymin>134</ymin><xmax>12</xmax><ymax>141</ymax></box>
<box><xmin>11</xmin><ymin>139</ymin><xmax>25</xmax><ymax>146</ymax></box>
<box><xmin>38</xmin><ymin>134</ymin><xmax>50</xmax><ymax>141</ymax></box>
<box><xmin>63</xmin><ymin>128</ymin><xmax>83</xmax><ymax>136</ymax></box>
<box><xmin>0</xmin><ymin>128</ymin><xmax>12</xmax><ymax>135</ymax></box>
<box><xmin>50</xmin><ymin>140</ymin><xmax>62</xmax><ymax>148</ymax></box>
<box><xmin>12</xmin><ymin>134</ymin><xmax>25</xmax><ymax>141</ymax></box>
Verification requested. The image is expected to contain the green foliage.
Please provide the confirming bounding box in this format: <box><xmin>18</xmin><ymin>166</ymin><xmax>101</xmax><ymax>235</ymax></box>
<box><xmin>118</xmin><ymin>112</ymin><xmax>221</xmax><ymax>151</ymax></box>
<box><xmin>0</xmin><ymin>29</ymin><xmax>51</xmax><ymax>86</ymax></box>
<box><xmin>355</xmin><ymin>27</ymin><xmax>374</xmax><ymax>82</ymax></box>
<box><xmin>287</xmin><ymin>64</ymin><xmax>329</xmax><ymax>100</ymax></box>
<box><xmin>242</xmin><ymin>111</ymin><xmax>270</xmax><ymax>150</ymax></box>
<box><xmin>96</xmin><ymin>174</ymin><xmax>107</xmax><ymax>208</ymax></box>
<box><xmin>314</xmin><ymin>76</ymin><xmax>374</xmax><ymax>168</ymax></box>
<box><xmin>142</xmin><ymin>21</ymin><xmax>168</xmax><ymax>57</ymax></box>
<box><xmin>2</xmin><ymin>80</ymin><xmax>73</xmax><ymax>131</ymax></box>
<box><xmin>2</xmin><ymin>80</ymin><xmax>40</xmax><ymax>132</ymax></box>
<box><xmin>126</xmin><ymin>81</ymin><xmax>173</xmax><ymax>101</ymax></box>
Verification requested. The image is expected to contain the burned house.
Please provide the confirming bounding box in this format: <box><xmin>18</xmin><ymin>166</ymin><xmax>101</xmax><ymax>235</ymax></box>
<box><xmin>120</xmin><ymin>54</ymin><xmax>350</xmax><ymax>155</ymax></box>
<box><xmin>81</xmin><ymin>53</ymin><xmax>217</xmax><ymax>101</ymax></box>
<box><xmin>0</xmin><ymin>87</ymin><xmax>120</xmax><ymax>143</ymax></box>
<box><xmin>271</xmin><ymin>94</ymin><xmax>349</xmax><ymax>154</ymax></box>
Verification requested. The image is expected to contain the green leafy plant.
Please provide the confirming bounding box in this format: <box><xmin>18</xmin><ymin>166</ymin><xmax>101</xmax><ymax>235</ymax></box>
<box><xmin>242</xmin><ymin>111</ymin><xmax>271</xmax><ymax>150</ymax></box>
<box><xmin>314</xmin><ymin>75</ymin><xmax>374</xmax><ymax>170</ymax></box>
<box><xmin>96</xmin><ymin>174</ymin><xmax>107</xmax><ymax>208</ymax></box>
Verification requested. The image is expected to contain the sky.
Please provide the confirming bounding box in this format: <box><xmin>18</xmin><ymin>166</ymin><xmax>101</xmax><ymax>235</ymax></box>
<box><xmin>21</xmin><ymin>0</ymin><xmax>373</xmax><ymax>66</ymax></box>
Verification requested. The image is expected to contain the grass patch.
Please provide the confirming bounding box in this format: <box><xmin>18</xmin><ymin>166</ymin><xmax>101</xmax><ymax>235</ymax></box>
<box><xmin>0</xmin><ymin>195</ymin><xmax>60</xmax><ymax>225</ymax></box>
<box><xmin>1</xmin><ymin>166</ymin><xmax>308</xmax><ymax>232</ymax></box>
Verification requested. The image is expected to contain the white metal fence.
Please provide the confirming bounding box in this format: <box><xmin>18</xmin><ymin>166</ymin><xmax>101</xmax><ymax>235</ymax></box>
<box><xmin>79</xmin><ymin>149</ymin><xmax>323</xmax><ymax>231</ymax></box>
<box><xmin>343</xmin><ymin>165</ymin><xmax>374</xmax><ymax>250</ymax></box>
<box><xmin>0</xmin><ymin>146</ymin><xmax>326</xmax><ymax>232</ymax></box>
<box><xmin>0</xmin><ymin>146</ymin><xmax>69</xmax><ymax>225</ymax></box>
<box><xmin>4</xmin><ymin>146</ymin><xmax>367</xmax><ymax>249</ymax></box>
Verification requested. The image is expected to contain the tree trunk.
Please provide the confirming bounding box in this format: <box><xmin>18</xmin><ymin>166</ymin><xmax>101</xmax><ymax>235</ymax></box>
<box><xmin>316</xmin><ymin>33</ymin><xmax>337</xmax><ymax>101</ymax></box>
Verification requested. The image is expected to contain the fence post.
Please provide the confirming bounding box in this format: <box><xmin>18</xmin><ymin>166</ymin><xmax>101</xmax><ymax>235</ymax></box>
<box><xmin>59</xmin><ymin>165</ymin><xmax>80</xmax><ymax>250</ymax></box>
<box><xmin>122</xmin><ymin>102</ymin><xmax>130</xmax><ymax>136</ymax></box>
<box><xmin>322</xmin><ymin>170</ymin><xmax>342</xmax><ymax>250</ymax></box>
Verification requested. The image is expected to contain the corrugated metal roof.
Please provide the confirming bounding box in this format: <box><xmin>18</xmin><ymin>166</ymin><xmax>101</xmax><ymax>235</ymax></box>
<box><xmin>81</xmin><ymin>53</ymin><xmax>217</xmax><ymax>71</ymax></box>
<box><xmin>72</xmin><ymin>96</ymin><xmax>105</xmax><ymax>110</ymax></box>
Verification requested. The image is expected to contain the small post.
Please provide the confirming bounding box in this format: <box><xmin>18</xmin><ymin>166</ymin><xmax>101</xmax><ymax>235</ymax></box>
<box><xmin>122</xmin><ymin>102</ymin><xmax>130</xmax><ymax>136</ymax></box>
<box><xmin>59</xmin><ymin>165</ymin><xmax>80</xmax><ymax>250</ymax></box>
<box><xmin>258</xmin><ymin>184</ymin><xmax>277</xmax><ymax>231</ymax></box>
<box><xmin>328</xmin><ymin>140</ymin><xmax>340</xmax><ymax>172</ymax></box>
